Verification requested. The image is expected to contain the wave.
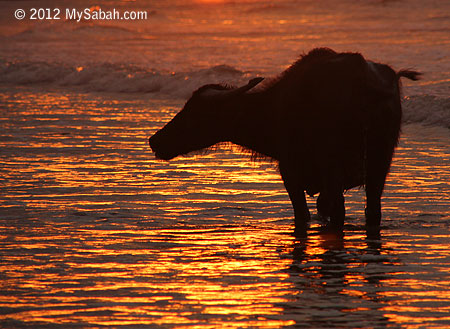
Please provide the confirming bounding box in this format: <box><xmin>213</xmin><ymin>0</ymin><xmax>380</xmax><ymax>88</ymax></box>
<box><xmin>403</xmin><ymin>95</ymin><xmax>450</xmax><ymax>129</ymax></box>
<box><xmin>0</xmin><ymin>60</ymin><xmax>249</xmax><ymax>99</ymax></box>
<box><xmin>1</xmin><ymin>60</ymin><xmax>449</xmax><ymax>129</ymax></box>
<box><xmin>9</xmin><ymin>20</ymin><xmax>145</xmax><ymax>42</ymax></box>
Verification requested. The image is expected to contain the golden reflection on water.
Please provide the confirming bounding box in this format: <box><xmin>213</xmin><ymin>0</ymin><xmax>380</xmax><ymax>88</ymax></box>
<box><xmin>0</xmin><ymin>90</ymin><xmax>449</xmax><ymax>328</ymax></box>
<box><xmin>0</xmin><ymin>226</ymin><xmax>297</xmax><ymax>328</ymax></box>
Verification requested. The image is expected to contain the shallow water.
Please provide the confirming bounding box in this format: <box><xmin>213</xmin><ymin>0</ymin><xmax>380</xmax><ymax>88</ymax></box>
<box><xmin>0</xmin><ymin>89</ymin><xmax>449</xmax><ymax>328</ymax></box>
<box><xmin>1</xmin><ymin>0</ymin><xmax>449</xmax><ymax>327</ymax></box>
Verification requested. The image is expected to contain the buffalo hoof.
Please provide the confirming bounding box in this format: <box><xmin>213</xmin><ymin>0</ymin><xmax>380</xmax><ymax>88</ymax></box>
<box><xmin>293</xmin><ymin>223</ymin><xmax>308</xmax><ymax>239</ymax></box>
<box><xmin>365</xmin><ymin>207</ymin><xmax>381</xmax><ymax>227</ymax></box>
<box><xmin>365</xmin><ymin>225</ymin><xmax>381</xmax><ymax>240</ymax></box>
<box><xmin>321</xmin><ymin>223</ymin><xmax>345</xmax><ymax>238</ymax></box>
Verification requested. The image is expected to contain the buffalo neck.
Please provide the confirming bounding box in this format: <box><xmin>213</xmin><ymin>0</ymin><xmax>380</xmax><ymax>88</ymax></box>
<box><xmin>227</xmin><ymin>91</ymin><xmax>280</xmax><ymax>160</ymax></box>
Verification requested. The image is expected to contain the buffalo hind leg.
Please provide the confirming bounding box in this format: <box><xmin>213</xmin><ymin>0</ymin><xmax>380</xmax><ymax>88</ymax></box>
<box><xmin>329</xmin><ymin>193</ymin><xmax>345</xmax><ymax>231</ymax></box>
<box><xmin>317</xmin><ymin>193</ymin><xmax>331</xmax><ymax>220</ymax></box>
<box><xmin>365</xmin><ymin>139</ymin><xmax>394</xmax><ymax>230</ymax></box>
<box><xmin>317</xmin><ymin>192</ymin><xmax>345</xmax><ymax>230</ymax></box>
<box><xmin>280</xmin><ymin>164</ymin><xmax>310</xmax><ymax>237</ymax></box>
<box><xmin>365</xmin><ymin>164</ymin><xmax>388</xmax><ymax>229</ymax></box>
<box><xmin>323</xmin><ymin>181</ymin><xmax>345</xmax><ymax>231</ymax></box>
<box><xmin>321</xmin><ymin>165</ymin><xmax>345</xmax><ymax>231</ymax></box>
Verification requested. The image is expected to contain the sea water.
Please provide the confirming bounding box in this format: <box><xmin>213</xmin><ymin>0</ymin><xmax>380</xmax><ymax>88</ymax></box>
<box><xmin>0</xmin><ymin>0</ymin><xmax>449</xmax><ymax>328</ymax></box>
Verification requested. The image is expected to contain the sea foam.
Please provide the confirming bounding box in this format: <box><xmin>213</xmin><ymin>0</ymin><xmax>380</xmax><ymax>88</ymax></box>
<box><xmin>0</xmin><ymin>60</ymin><xmax>248</xmax><ymax>99</ymax></box>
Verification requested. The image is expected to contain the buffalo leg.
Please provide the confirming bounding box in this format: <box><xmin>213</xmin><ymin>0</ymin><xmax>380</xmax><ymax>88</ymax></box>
<box><xmin>323</xmin><ymin>178</ymin><xmax>345</xmax><ymax>230</ymax></box>
<box><xmin>365</xmin><ymin>140</ymin><xmax>393</xmax><ymax>228</ymax></box>
<box><xmin>317</xmin><ymin>191</ymin><xmax>345</xmax><ymax>229</ymax></box>
<box><xmin>321</xmin><ymin>162</ymin><xmax>345</xmax><ymax>230</ymax></box>
<box><xmin>365</xmin><ymin>163</ymin><xmax>388</xmax><ymax>228</ymax></box>
<box><xmin>365</xmin><ymin>95</ymin><xmax>401</xmax><ymax>231</ymax></box>
<box><xmin>317</xmin><ymin>193</ymin><xmax>331</xmax><ymax>220</ymax></box>
<box><xmin>280</xmin><ymin>164</ymin><xmax>310</xmax><ymax>236</ymax></box>
<box><xmin>329</xmin><ymin>192</ymin><xmax>345</xmax><ymax>230</ymax></box>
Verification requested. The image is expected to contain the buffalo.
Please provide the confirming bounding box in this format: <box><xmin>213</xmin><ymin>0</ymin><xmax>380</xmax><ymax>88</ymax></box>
<box><xmin>149</xmin><ymin>48</ymin><xmax>420</xmax><ymax>236</ymax></box>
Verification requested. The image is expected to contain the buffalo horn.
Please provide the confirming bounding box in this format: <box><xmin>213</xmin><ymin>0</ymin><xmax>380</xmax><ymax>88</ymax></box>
<box><xmin>201</xmin><ymin>77</ymin><xmax>264</xmax><ymax>99</ymax></box>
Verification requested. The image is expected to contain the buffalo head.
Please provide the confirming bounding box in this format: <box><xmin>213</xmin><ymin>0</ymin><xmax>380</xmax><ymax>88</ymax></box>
<box><xmin>149</xmin><ymin>77</ymin><xmax>264</xmax><ymax>160</ymax></box>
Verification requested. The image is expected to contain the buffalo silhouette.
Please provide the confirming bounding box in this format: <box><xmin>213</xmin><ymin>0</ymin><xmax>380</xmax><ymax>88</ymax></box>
<box><xmin>149</xmin><ymin>48</ymin><xmax>420</xmax><ymax>236</ymax></box>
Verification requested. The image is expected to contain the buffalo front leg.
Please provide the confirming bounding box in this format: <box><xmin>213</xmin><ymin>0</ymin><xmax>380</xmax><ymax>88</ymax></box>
<box><xmin>279</xmin><ymin>164</ymin><xmax>310</xmax><ymax>236</ymax></box>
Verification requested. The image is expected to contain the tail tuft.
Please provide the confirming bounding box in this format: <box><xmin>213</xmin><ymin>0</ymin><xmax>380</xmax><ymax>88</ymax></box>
<box><xmin>397</xmin><ymin>69</ymin><xmax>422</xmax><ymax>81</ymax></box>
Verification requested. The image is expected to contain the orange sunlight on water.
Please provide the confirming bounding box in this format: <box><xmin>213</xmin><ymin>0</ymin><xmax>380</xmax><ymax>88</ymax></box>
<box><xmin>0</xmin><ymin>89</ymin><xmax>449</xmax><ymax>328</ymax></box>
<box><xmin>1</xmin><ymin>0</ymin><xmax>449</xmax><ymax>326</ymax></box>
